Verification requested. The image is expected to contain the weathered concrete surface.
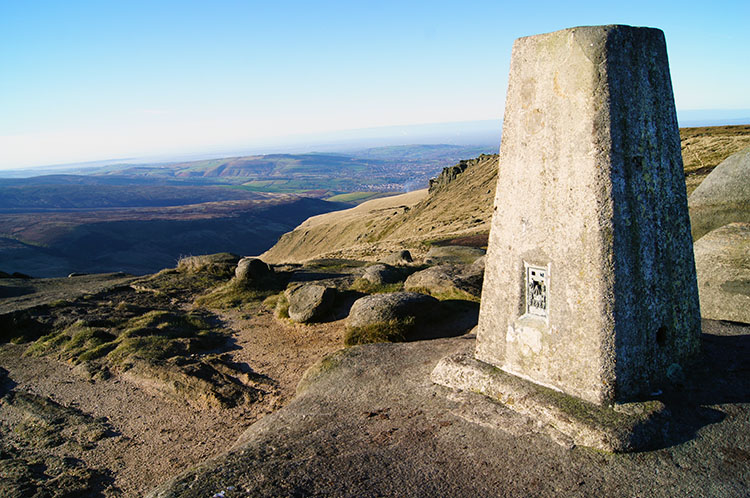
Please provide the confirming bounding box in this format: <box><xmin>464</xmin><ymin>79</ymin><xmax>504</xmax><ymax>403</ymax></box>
<box><xmin>149</xmin><ymin>322</ymin><xmax>749</xmax><ymax>497</ymax></box>
<box><xmin>694</xmin><ymin>223</ymin><xmax>750</xmax><ymax>324</ymax></box>
<box><xmin>431</xmin><ymin>352</ymin><xmax>667</xmax><ymax>452</ymax></box>
<box><xmin>689</xmin><ymin>147</ymin><xmax>750</xmax><ymax>241</ymax></box>
<box><xmin>477</xmin><ymin>25</ymin><xmax>700</xmax><ymax>405</ymax></box>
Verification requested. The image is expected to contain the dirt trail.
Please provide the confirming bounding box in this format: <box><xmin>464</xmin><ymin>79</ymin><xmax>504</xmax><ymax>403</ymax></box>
<box><xmin>0</xmin><ymin>309</ymin><xmax>345</xmax><ymax>496</ymax></box>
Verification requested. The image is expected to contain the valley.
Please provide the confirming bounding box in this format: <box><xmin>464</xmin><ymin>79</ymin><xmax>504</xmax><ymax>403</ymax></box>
<box><xmin>0</xmin><ymin>145</ymin><xmax>493</xmax><ymax>277</ymax></box>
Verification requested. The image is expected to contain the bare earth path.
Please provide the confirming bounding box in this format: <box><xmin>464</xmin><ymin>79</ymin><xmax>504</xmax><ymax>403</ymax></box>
<box><xmin>0</xmin><ymin>309</ymin><xmax>345</xmax><ymax>496</ymax></box>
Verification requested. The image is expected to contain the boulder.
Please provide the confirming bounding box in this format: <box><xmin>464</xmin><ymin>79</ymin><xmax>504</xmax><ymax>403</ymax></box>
<box><xmin>347</xmin><ymin>292</ymin><xmax>439</xmax><ymax>328</ymax></box>
<box><xmin>379</xmin><ymin>250</ymin><xmax>413</xmax><ymax>266</ymax></box>
<box><xmin>287</xmin><ymin>284</ymin><xmax>337</xmax><ymax>323</ymax></box>
<box><xmin>425</xmin><ymin>245</ymin><xmax>486</xmax><ymax>264</ymax></box>
<box><xmin>235</xmin><ymin>257</ymin><xmax>273</xmax><ymax>284</ymax></box>
<box><xmin>469</xmin><ymin>255</ymin><xmax>486</xmax><ymax>274</ymax></box>
<box><xmin>361</xmin><ymin>264</ymin><xmax>403</xmax><ymax>285</ymax></box>
<box><xmin>693</xmin><ymin>222</ymin><xmax>750</xmax><ymax>324</ymax></box>
<box><xmin>404</xmin><ymin>264</ymin><xmax>482</xmax><ymax>298</ymax></box>
<box><xmin>689</xmin><ymin>147</ymin><xmax>750</xmax><ymax>240</ymax></box>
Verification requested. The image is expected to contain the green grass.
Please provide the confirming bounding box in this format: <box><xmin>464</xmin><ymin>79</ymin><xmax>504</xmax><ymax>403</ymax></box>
<box><xmin>195</xmin><ymin>280</ymin><xmax>278</xmax><ymax>309</ymax></box>
<box><xmin>303</xmin><ymin>258</ymin><xmax>368</xmax><ymax>272</ymax></box>
<box><xmin>407</xmin><ymin>285</ymin><xmax>481</xmax><ymax>303</ymax></box>
<box><xmin>262</xmin><ymin>292</ymin><xmax>290</xmax><ymax>318</ymax></box>
<box><xmin>24</xmin><ymin>310</ymin><xmax>226</xmax><ymax>370</ymax></box>
<box><xmin>344</xmin><ymin>317</ymin><xmax>416</xmax><ymax>346</ymax></box>
<box><xmin>348</xmin><ymin>278</ymin><xmax>403</xmax><ymax>294</ymax></box>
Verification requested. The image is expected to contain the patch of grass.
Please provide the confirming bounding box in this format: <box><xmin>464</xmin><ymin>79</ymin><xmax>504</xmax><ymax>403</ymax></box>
<box><xmin>303</xmin><ymin>258</ymin><xmax>368</xmax><ymax>272</ymax></box>
<box><xmin>24</xmin><ymin>309</ymin><xmax>226</xmax><ymax>370</ymax></box>
<box><xmin>262</xmin><ymin>292</ymin><xmax>290</xmax><ymax>318</ymax></box>
<box><xmin>62</xmin><ymin>327</ymin><xmax>117</xmax><ymax>364</ymax></box>
<box><xmin>121</xmin><ymin>310</ymin><xmax>212</xmax><ymax>338</ymax></box>
<box><xmin>195</xmin><ymin>280</ymin><xmax>277</xmax><ymax>309</ymax></box>
<box><xmin>344</xmin><ymin>317</ymin><xmax>415</xmax><ymax>346</ymax></box>
<box><xmin>24</xmin><ymin>331</ymin><xmax>71</xmax><ymax>357</ymax></box>
<box><xmin>176</xmin><ymin>252</ymin><xmax>238</xmax><ymax>277</ymax></box>
<box><xmin>106</xmin><ymin>336</ymin><xmax>176</xmax><ymax>365</ymax></box>
<box><xmin>407</xmin><ymin>285</ymin><xmax>480</xmax><ymax>302</ymax></box>
<box><xmin>348</xmin><ymin>278</ymin><xmax>403</xmax><ymax>294</ymax></box>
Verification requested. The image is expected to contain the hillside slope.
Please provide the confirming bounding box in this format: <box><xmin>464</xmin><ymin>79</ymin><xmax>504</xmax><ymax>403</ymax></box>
<box><xmin>261</xmin><ymin>154</ymin><xmax>498</xmax><ymax>263</ymax></box>
<box><xmin>263</xmin><ymin>125</ymin><xmax>750</xmax><ymax>264</ymax></box>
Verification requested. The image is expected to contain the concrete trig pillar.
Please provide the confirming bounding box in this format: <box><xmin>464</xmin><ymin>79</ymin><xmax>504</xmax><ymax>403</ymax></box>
<box><xmin>474</xmin><ymin>25</ymin><xmax>701</xmax><ymax>405</ymax></box>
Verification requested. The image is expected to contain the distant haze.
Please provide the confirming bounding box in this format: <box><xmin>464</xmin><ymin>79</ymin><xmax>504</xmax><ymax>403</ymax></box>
<box><xmin>2</xmin><ymin>111</ymin><xmax>748</xmax><ymax>177</ymax></box>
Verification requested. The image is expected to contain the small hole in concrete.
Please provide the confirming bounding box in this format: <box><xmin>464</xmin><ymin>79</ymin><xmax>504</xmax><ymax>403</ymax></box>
<box><xmin>656</xmin><ymin>326</ymin><xmax>667</xmax><ymax>346</ymax></box>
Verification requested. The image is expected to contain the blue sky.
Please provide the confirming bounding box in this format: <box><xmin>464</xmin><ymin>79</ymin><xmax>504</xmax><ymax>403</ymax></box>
<box><xmin>1</xmin><ymin>0</ymin><xmax>748</xmax><ymax>169</ymax></box>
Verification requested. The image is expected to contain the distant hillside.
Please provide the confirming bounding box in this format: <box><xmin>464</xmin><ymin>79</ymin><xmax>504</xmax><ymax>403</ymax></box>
<box><xmin>263</xmin><ymin>125</ymin><xmax>750</xmax><ymax>263</ymax></box>
<box><xmin>87</xmin><ymin>145</ymin><xmax>496</xmax><ymax>195</ymax></box>
<box><xmin>0</xmin><ymin>183</ymin><xmax>262</xmax><ymax>210</ymax></box>
<box><xmin>0</xmin><ymin>196</ymin><xmax>347</xmax><ymax>277</ymax></box>
<box><xmin>262</xmin><ymin>154</ymin><xmax>498</xmax><ymax>263</ymax></box>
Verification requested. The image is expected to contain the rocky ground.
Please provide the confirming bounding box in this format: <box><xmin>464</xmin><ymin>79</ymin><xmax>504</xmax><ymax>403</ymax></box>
<box><xmin>150</xmin><ymin>318</ymin><xmax>750</xmax><ymax>498</ymax></box>
<box><xmin>0</xmin><ymin>258</ymin><xmax>349</xmax><ymax>496</ymax></box>
<box><xmin>0</xmin><ymin>252</ymin><xmax>480</xmax><ymax>496</ymax></box>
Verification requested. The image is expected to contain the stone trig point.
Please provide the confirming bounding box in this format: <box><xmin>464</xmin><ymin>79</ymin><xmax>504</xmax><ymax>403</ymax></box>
<box><xmin>433</xmin><ymin>25</ymin><xmax>701</xmax><ymax>451</ymax></box>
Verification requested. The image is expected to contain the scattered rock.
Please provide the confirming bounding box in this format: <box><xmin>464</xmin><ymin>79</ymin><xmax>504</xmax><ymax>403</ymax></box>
<box><xmin>362</xmin><ymin>264</ymin><xmax>403</xmax><ymax>285</ymax></box>
<box><xmin>693</xmin><ymin>222</ymin><xmax>750</xmax><ymax>324</ymax></box>
<box><xmin>425</xmin><ymin>245</ymin><xmax>486</xmax><ymax>264</ymax></box>
<box><xmin>347</xmin><ymin>292</ymin><xmax>438</xmax><ymax>328</ymax></box>
<box><xmin>234</xmin><ymin>257</ymin><xmax>273</xmax><ymax>284</ymax></box>
<box><xmin>469</xmin><ymin>255</ymin><xmax>486</xmax><ymax>274</ymax></box>
<box><xmin>380</xmin><ymin>250</ymin><xmax>413</xmax><ymax>266</ymax></box>
<box><xmin>404</xmin><ymin>264</ymin><xmax>482</xmax><ymax>298</ymax></box>
<box><xmin>286</xmin><ymin>284</ymin><xmax>337</xmax><ymax>323</ymax></box>
<box><xmin>689</xmin><ymin>146</ymin><xmax>750</xmax><ymax>240</ymax></box>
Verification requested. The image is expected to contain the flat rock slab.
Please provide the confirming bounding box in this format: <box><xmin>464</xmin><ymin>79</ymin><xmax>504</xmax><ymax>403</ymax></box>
<box><xmin>150</xmin><ymin>321</ymin><xmax>750</xmax><ymax>497</ymax></box>
<box><xmin>431</xmin><ymin>353</ymin><xmax>667</xmax><ymax>452</ymax></box>
<box><xmin>694</xmin><ymin>222</ymin><xmax>750</xmax><ymax>324</ymax></box>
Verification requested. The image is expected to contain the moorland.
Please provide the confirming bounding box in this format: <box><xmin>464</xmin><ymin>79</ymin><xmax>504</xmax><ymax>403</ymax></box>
<box><xmin>1</xmin><ymin>124</ymin><xmax>749</xmax><ymax>497</ymax></box>
<box><xmin>0</xmin><ymin>145</ymin><xmax>492</xmax><ymax>277</ymax></box>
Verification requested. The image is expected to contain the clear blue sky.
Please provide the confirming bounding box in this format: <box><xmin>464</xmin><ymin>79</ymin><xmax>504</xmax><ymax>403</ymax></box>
<box><xmin>1</xmin><ymin>0</ymin><xmax>748</xmax><ymax>169</ymax></box>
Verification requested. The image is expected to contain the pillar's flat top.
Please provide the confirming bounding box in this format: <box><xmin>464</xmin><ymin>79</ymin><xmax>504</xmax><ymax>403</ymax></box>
<box><xmin>514</xmin><ymin>24</ymin><xmax>664</xmax><ymax>44</ymax></box>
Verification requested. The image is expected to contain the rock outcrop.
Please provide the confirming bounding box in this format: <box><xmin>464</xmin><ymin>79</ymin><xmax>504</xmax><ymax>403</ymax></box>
<box><xmin>361</xmin><ymin>264</ymin><xmax>403</xmax><ymax>285</ymax></box>
<box><xmin>379</xmin><ymin>250</ymin><xmax>413</xmax><ymax>266</ymax></box>
<box><xmin>404</xmin><ymin>264</ymin><xmax>483</xmax><ymax>299</ymax></box>
<box><xmin>689</xmin><ymin>147</ymin><xmax>750</xmax><ymax>240</ymax></box>
<box><xmin>346</xmin><ymin>292</ymin><xmax>438</xmax><ymax>329</ymax></box>
<box><xmin>235</xmin><ymin>257</ymin><xmax>273</xmax><ymax>284</ymax></box>
<box><xmin>693</xmin><ymin>222</ymin><xmax>750</xmax><ymax>324</ymax></box>
<box><xmin>286</xmin><ymin>284</ymin><xmax>337</xmax><ymax>323</ymax></box>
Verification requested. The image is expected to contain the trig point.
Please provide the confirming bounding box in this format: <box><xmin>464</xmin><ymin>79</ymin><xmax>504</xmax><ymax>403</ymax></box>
<box><xmin>433</xmin><ymin>25</ymin><xmax>701</xmax><ymax>450</ymax></box>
